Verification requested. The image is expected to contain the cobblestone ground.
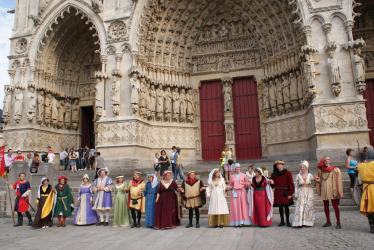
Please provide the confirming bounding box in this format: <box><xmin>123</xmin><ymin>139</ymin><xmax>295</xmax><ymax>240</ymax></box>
<box><xmin>0</xmin><ymin>211</ymin><xmax>373</xmax><ymax>250</ymax></box>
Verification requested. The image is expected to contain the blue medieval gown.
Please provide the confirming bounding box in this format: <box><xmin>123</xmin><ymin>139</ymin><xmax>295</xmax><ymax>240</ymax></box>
<box><xmin>143</xmin><ymin>181</ymin><xmax>159</xmax><ymax>227</ymax></box>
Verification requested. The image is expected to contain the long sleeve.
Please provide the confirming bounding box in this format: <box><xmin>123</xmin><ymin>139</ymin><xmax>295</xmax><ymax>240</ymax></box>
<box><xmin>143</xmin><ymin>183</ymin><xmax>149</xmax><ymax>196</ymax></box>
<box><xmin>294</xmin><ymin>175</ymin><xmax>299</xmax><ymax>197</ymax></box>
<box><xmin>270</xmin><ymin>174</ymin><xmax>275</xmax><ymax>188</ymax></box>
<box><xmin>77</xmin><ymin>188</ymin><xmax>81</xmax><ymax>202</ymax></box>
<box><xmin>67</xmin><ymin>184</ymin><xmax>74</xmax><ymax>205</ymax></box>
<box><xmin>206</xmin><ymin>184</ymin><xmax>211</xmax><ymax>197</ymax></box>
<box><xmin>315</xmin><ymin>170</ymin><xmax>321</xmax><ymax>196</ymax></box>
<box><xmin>287</xmin><ymin>171</ymin><xmax>294</xmax><ymax>196</ymax></box>
<box><xmin>104</xmin><ymin>178</ymin><xmax>113</xmax><ymax>192</ymax></box>
<box><xmin>93</xmin><ymin>179</ymin><xmax>98</xmax><ymax>193</ymax></box>
<box><xmin>89</xmin><ymin>186</ymin><xmax>94</xmax><ymax>202</ymax></box>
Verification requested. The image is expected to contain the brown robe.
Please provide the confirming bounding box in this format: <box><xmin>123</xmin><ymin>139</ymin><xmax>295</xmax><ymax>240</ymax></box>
<box><xmin>316</xmin><ymin>168</ymin><xmax>344</xmax><ymax>200</ymax></box>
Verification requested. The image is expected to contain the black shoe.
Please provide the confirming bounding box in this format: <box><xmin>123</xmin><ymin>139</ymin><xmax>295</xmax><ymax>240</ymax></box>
<box><xmin>103</xmin><ymin>222</ymin><xmax>109</xmax><ymax>226</ymax></box>
<box><xmin>185</xmin><ymin>223</ymin><xmax>193</xmax><ymax>228</ymax></box>
<box><xmin>286</xmin><ymin>222</ymin><xmax>292</xmax><ymax>227</ymax></box>
<box><xmin>96</xmin><ymin>222</ymin><xmax>104</xmax><ymax>226</ymax></box>
<box><xmin>370</xmin><ymin>226</ymin><xmax>374</xmax><ymax>234</ymax></box>
<box><xmin>28</xmin><ymin>221</ymin><xmax>33</xmax><ymax>226</ymax></box>
<box><xmin>131</xmin><ymin>223</ymin><xmax>137</xmax><ymax>228</ymax></box>
<box><xmin>137</xmin><ymin>223</ymin><xmax>141</xmax><ymax>228</ymax></box>
<box><xmin>196</xmin><ymin>223</ymin><xmax>200</xmax><ymax>228</ymax></box>
<box><xmin>14</xmin><ymin>223</ymin><xmax>22</xmax><ymax>227</ymax></box>
<box><xmin>219</xmin><ymin>225</ymin><xmax>223</xmax><ymax>228</ymax></box>
<box><xmin>278</xmin><ymin>222</ymin><xmax>285</xmax><ymax>227</ymax></box>
<box><xmin>213</xmin><ymin>225</ymin><xmax>218</xmax><ymax>228</ymax></box>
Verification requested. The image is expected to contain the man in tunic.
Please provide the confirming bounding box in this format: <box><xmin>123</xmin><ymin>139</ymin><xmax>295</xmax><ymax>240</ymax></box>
<box><xmin>53</xmin><ymin>176</ymin><xmax>74</xmax><ymax>227</ymax></box>
<box><xmin>271</xmin><ymin>160</ymin><xmax>294</xmax><ymax>227</ymax></box>
<box><xmin>7</xmin><ymin>172</ymin><xmax>32</xmax><ymax>226</ymax></box>
<box><xmin>315</xmin><ymin>157</ymin><xmax>343</xmax><ymax>229</ymax></box>
<box><xmin>181</xmin><ymin>171</ymin><xmax>206</xmax><ymax>228</ymax></box>
<box><xmin>93</xmin><ymin>168</ymin><xmax>113</xmax><ymax>226</ymax></box>
<box><xmin>358</xmin><ymin>161</ymin><xmax>374</xmax><ymax>233</ymax></box>
<box><xmin>128</xmin><ymin>172</ymin><xmax>146</xmax><ymax>228</ymax></box>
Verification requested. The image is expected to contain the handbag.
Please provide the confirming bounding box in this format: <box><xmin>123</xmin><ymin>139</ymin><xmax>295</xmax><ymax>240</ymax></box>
<box><xmin>228</xmin><ymin>159</ymin><xmax>234</xmax><ymax>165</ymax></box>
<box><xmin>132</xmin><ymin>199</ymin><xmax>138</xmax><ymax>205</ymax></box>
<box><xmin>154</xmin><ymin>164</ymin><xmax>160</xmax><ymax>172</ymax></box>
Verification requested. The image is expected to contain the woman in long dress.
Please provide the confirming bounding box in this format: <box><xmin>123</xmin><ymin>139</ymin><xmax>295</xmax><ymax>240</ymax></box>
<box><xmin>73</xmin><ymin>174</ymin><xmax>99</xmax><ymax>226</ymax></box>
<box><xmin>154</xmin><ymin>171</ymin><xmax>182</xmax><ymax>229</ymax></box>
<box><xmin>206</xmin><ymin>168</ymin><xmax>230</xmax><ymax>228</ymax></box>
<box><xmin>143</xmin><ymin>173</ymin><xmax>159</xmax><ymax>228</ymax></box>
<box><xmin>228</xmin><ymin>163</ymin><xmax>251</xmax><ymax>227</ymax></box>
<box><xmin>32</xmin><ymin>178</ymin><xmax>55</xmax><ymax>229</ymax></box>
<box><xmin>292</xmin><ymin>161</ymin><xmax>316</xmax><ymax>227</ymax></box>
<box><xmin>247</xmin><ymin>168</ymin><xmax>273</xmax><ymax>227</ymax></box>
<box><xmin>113</xmin><ymin>174</ymin><xmax>130</xmax><ymax>227</ymax></box>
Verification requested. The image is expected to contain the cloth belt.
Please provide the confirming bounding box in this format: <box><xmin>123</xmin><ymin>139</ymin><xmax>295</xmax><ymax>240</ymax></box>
<box><xmin>363</xmin><ymin>182</ymin><xmax>374</xmax><ymax>184</ymax></box>
<box><xmin>146</xmin><ymin>194</ymin><xmax>156</xmax><ymax>196</ymax></box>
<box><xmin>41</xmin><ymin>194</ymin><xmax>49</xmax><ymax>197</ymax></box>
<box><xmin>160</xmin><ymin>189</ymin><xmax>175</xmax><ymax>193</ymax></box>
<box><xmin>186</xmin><ymin>195</ymin><xmax>200</xmax><ymax>199</ymax></box>
<box><xmin>58</xmin><ymin>196</ymin><xmax>68</xmax><ymax>210</ymax></box>
<box><xmin>298</xmin><ymin>184</ymin><xmax>311</xmax><ymax>188</ymax></box>
<box><xmin>274</xmin><ymin>187</ymin><xmax>288</xmax><ymax>190</ymax></box>
<box><xmin>254</xmin><ymin>188</ymin><xmax>265</xmax><ymax>191</ymax></box>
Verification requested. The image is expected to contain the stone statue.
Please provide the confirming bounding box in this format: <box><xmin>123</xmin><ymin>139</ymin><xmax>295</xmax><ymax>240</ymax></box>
<box><xmin>145</xmin><ymin>83</ymin><xmax>151</xmax><ymax>118</ymax></box>
<box><xmin>226</xmin><ymin>125</ymin><xmax>233</xmax><ymax>142</ymax></box>
<box><xmin>149</xmin><ymin>84</ymin><xmax>156</xmax><ymax>120</ymax></box>
<box><xmin>281</xmin><ymin>75</ymin><xmax>292</xmax><ymax>113</ymax></box>
<box><xmin>156</xmin><ymin>84</ymin><xmax>164</xmax><ymax>121</ymax></box>
<box><xmin>289</xmin><ymin>72</ymin><xmax>298</xmax><ymax>101</ymax></box>
<box><xmin>51</xmin><ymin>96</ymin><xmax>58</xmax><ymax>127</ymax></box>
<box><xmin>139</xmin><ymin>77</ymin><xmax>147</xmax><ymax>117</ymax></box>
<box><xmin>180</xmin><ymin>88</ymin><xmax>187</xmax><ymax>122</ymax></box>
<box><xmin>72</xmin><ymin>99</ymin><xmax>79</xmax><ymax>130</ymax></box>
<box><xmin>262</xmin><ymin>82</ymin><xmax>270</xmax><ymax>110</ymax></box>
<box><xmin>186</xmin><ymin>89</ymin><xmax>194</xmax><ymax>123</ymax></box>
<box><xmin>37</xmin><ymin>90</ymin><xmax>44</xmax><ymax>124</ymax></box>
<box><xmin>14</xmin><ymin>88</ymin><xmax>23</xmax><ymax>123</ymax></box>
<box><xmin>219</xmin><ymin>19</ymin><xmax>229</xmax><ymax>39</ymax></box>
<box><xmin>223</xmin><ymin>81</ymin><xmax>232</xmax><ymax>112</ymax></box>
<box><xmin>164</xmin><ymin>87</ymin><xmax>172</xmax><ymax>122</ymax></box>
<box><xmin>304</xmin><ymin>53</ymin><xmax>316</xmax><ymax>89</ymax></box>
<box><xmin>172</xmin><ymin>87</ymin><xmax>180</xmax><ymax>122</ymax></box>
<box><xmin>27</xmin><ymin>87</ymin><xmax>36</xmax><ymax>122</ymax></box>
<box><xmin>327</xmin><ymin>50</ymin><xmax>342</xmax><ymax>85</ymax></box>
<box><xmin>130</xmin><ymin>73</ymin><xmax>140</xmax><ymax>113</ymax></box>
<box><xmin>65</xmin><ymin>100</ymin><xmax>72</xmax><ymax>129</ymax></box>
<box><xmin>95</xmin><ymin>82</ymin><xmax>103</xmax><ymax>119</ymax></box>
<box><xmin>44</xmin><ymin>93</ymin><xmax>52</xmax><ymax>125</ymax></box>
<box><xmin>275</xmin><ymin>77</ymin><xmax>284</xmax><ymax>115</ymax></box>
<box><xmin>353</xmin><ymin>48</ymin><xmax>366</xmax><ymax>94</ymax></box>
<box><xmin>2</xmin><ymin>87</ymin><xmax>11</xmax><ymax>123</ymax></box>
<box><xmin>111</xmin><ymin>77</ymin><xmax>120</xmax><ymax>115</ymax></box>
<box><xmin>269</xmin><ymin>80</ymin><xmax>277</xmax><ymax>114</ymax></box>
<box><xmin>57</xmin><ymin>99</ymin><xmax>65</xmax><ymax>128</ymax></box>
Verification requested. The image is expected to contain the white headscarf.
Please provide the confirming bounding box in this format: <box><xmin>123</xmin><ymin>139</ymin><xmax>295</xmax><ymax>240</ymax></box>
<box><xmin>81</xmin><ymin>174</ymin><xmax>89</xmax><ymax>185</ymax></box>
<box><xmin>300</xmin><ymin>160</ymin><xmax>309</xmax><ymax>169</ymax></box>
<box><xmin>234</xmin><ymin>163</ymin><xmax>241</xmax><ymax>172</ymax></box>
<box><xmin>208</xmin><ymin>168</ymin><xmax>222</xmax><ymax>185</ymax></box>
<box><xmin>37</xmin><ymin>177</ymin><xmax>49</xmax><ymax>199</ymax></box>
<box><xmin>147</xmin><ymin>173</ymin><xmax>158</xmax><ymax>189</ymax></box>
<box><xmin>255</xmin><ymin>168</ymin><xmax>264</xmax><ymax>176</ymax></box>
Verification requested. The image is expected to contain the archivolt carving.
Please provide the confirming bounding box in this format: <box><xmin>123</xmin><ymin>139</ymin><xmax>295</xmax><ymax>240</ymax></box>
<box><xmin>107</xmin><ymin>20</ymin><xmax>128</xmax><ymax>43</ymax></box>
<box><xmin>15</xmin><ymin>38</ymin><xmax>28</xmax><ymax>54</ymax></box>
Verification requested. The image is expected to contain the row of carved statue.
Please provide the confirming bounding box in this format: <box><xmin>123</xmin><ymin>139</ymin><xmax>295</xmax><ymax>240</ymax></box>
<box><xmin>128</xmin><ymin>71</ymin><xmax>195</xmax><ymax>123</ymax></box>
<box><xmin>2</xmin><ymin>85</ymin><xmax>80</xmax><ymax>130</ymax></box>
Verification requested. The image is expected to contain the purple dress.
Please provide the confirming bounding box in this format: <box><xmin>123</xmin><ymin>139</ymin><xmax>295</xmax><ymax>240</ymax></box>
<box><xmin>73</xmin><ymin>184</ymin><xmax>99</xmax><ymax>225</ymax></box>
<box><xmin>92</xmin><ymin>176</ymin><xmax>113</xmax><ymax>210</ymax></box>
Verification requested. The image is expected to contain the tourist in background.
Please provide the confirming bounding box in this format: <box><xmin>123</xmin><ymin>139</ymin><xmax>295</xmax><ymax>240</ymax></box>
<box><xmin>358</xmin><ymin>144</ymin><xmax>369</xmax><ymax>162</ymax></box>
<box><xmin>247</xmin><ymin>168</ymin><xmax>273</xmax><ymax>227</ymax></box>
<box><xmin>84</xmin><ymin>146</ymin><xmax>90</xmax><ymax>170</ymax></box>
<box><xmin>228</xmin><ymin>163</ymin><xmax>251</xmax><ymax>227</ymax></box>
<box><xmin>41</xmin><ymin>150</ymin><xmax>48</xmax><ymax>163</ymax></box>
<box><xmin>261</xmin><ymin>165</ymin><xmax>269</xmax><ymax>178</ymax></box>
<box><xmin>292</xmin><ymin>160</ymin><xmax>315</xmax><ymax>227</ymax></box>
<box><xmin>170</xmin><ymin>146</ymin><xmax>177</xmax><ymax>179</ymax></box>
<box><xmin>59</xmin><ymin>148</ymin><xmax>68</xmax><ymax>171</ymax></box>
<box><xmin>246</xmin><ymin>165</ymin><xmax>255</xmax><ymax>185</ymax></box>
<box><xmin>206</xmin><ymin>168</ymin><xmax>230</xmax><ymax>228</ymax></box>
<box><xmin>158</xmin><ymin>150</ymin><xmax>170</xmax><ymax>176</ymax></box>
<box><xmin>143</xmin><ymin>173</ymin><xmax>159</xmax><ymax>228</ymax></box>
<box><xmin>154</xmin><ymin>171</ymin><xmax>182</xmax><ymax>230</ymax></box>
<box><xmin>73</xmin><ymin>174</ymin><xmax>99</xmax><ymax>226</ymax></box>
<box><xmin>47</xmin><ymin>150</ymin><xmax>55</xmax><ymax>164</ymax></box>
<box><xmin>315</xmin><ymin>157</ymin><xmax>343</xmax><ymax>229</ymax></box>
<box><xmin>174</xmin><ymin>147</ymin><xmax>186</xmax><ymax>182</ymax></box>
<box><xmin>153</xmin><ymin>153</ymin><xmax>160</xmax><ymax>177</ymax></box>
<box><xmin>223</xmin><ymin>146</ymin><xmax>233</xmax><ymax>184</ymax></box>
<box><xmin>14</xmin><ymin>150</ymin><xmax>25</xmax><ymax>161</ymax></box>
<box><xmin>4</xmin><ymin>149</ymin><xmax>15</xmax><ymax>173</ymax></box>
<box><xmin>220</xmin><ymin>146</ymin><xmax>226</xmax><ymax>176</ymax></box>
<box><xmin>78</xmin><ymin>146</ymin><xmax>84</xmax><ymax>171</ymax></box>
<box><xmin>30</xmin><ymin>154</ymin><xmax>41</xmax><ymax>173</ymax></box>
<box><xmin>346</xmin><ymin>148</ymin><xmax>358</xmax><ymax>198</ymax></box>
<box><xmin>113</xmin><ymin>174</ymin><xmax>130</xmax><ymax>227</ymax></box>
<box><xmin>70</xmin><ymin>148</ymin><xmax>78</xmax><ymax>173</ymax></box>
<box><xmin>94</xmin><ymin>152</ymin><xmax>104</xmax><ymax>180</ymax></box>
<box><xmin>26</xmin><ymin>153</ymin><xmax>33</xmax><ymax>170</ymax></box>
<box><xmin>271</xmin><ymin>160</ymin><xmax>294</xmax><ymax>227</ymax></box>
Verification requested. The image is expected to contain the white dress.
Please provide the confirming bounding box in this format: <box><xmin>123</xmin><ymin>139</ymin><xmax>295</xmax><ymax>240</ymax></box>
<box><xmin>292</xmin><ymin>173</ymin><xmax>315</xmax><ymax>227</ymax></box>
<box><xmin>206</xmin><ymin>178</ymin><xmax>229</xmax><ymax>215</ymax></box>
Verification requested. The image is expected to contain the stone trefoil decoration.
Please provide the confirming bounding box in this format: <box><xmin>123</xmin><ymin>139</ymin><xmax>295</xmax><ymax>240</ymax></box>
<box><xmin>325</xmin><ymin>42</ymin><xmax>342</xmax><ymax>97</ymax></box>
<box><xmin>27</xmin><ymin>85</ymin><xmax>37</xmax><ymax>122</ymax></box>
<box><xmin>14</xmin><ymin>87</ymin><xmax>24</xmax><ymax>123</ymax></box>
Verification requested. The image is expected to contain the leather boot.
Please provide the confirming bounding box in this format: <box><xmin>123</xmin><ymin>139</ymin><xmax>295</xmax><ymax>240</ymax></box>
<box><xmin>14</xmin><ymin>214</ymin><xmax>23</xmax><ymax>227</ymax></box>
<box><xmin>185</xmin><ymin>223</ymin><xmax>193</xmax><ymax>228</ymax></box>
<box><xmin>57</xmin><ymin>221</ymin><xmax>62</xmax><ymax>227</ymax></box>
<box><xmin>370</xmin><ymin>226</ymin><xmax>374</xmax><ymax>234</ymax></box>
<box><xmin>322</xmin><ymin>221</ymin><xmax>332</xmax><ymax>227</ymax></box>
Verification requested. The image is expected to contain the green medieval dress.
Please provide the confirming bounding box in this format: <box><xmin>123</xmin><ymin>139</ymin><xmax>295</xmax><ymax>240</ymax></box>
<box><xmin>113</xmin><ymin>183</ymin><xmax>131</xmax><ymax>226</ymax></box>
<box><xmin>53</xmin><ymin>184</ymin><xmax>74</xmax><ymax>217</ymax></box>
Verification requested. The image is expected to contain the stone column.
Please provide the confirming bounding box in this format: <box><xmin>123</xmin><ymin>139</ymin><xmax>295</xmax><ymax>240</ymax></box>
<box><xmin>221</xmin><ymin>76</ymin><xmax>235</xmax><ymax>154</ymax></box>
<box><xmin>8</xmin><ymin>70</ymin><xmax>15</xmax><ymax>87</ymax></box>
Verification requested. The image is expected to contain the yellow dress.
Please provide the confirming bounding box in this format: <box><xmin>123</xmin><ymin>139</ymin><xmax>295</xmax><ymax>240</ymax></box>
<box><xmin>128</xmin><ymin>181</ymin><xmax>146</xmax><ymax>212</ymax></box>
<box><xmin>358</xmin><ymin>162</ymin><xmax>374</xmax><ymax>215</ymax></box>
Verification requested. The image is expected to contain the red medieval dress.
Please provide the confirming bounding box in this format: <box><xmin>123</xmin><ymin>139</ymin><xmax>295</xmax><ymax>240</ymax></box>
<box><xmin>271</xmin><ymin>169</ymin><xmax>294</xmax><ymax>207</ymax></box>
<box><xmin>154</xmin><ymin>180</ymin><xmax>181</xmax><ymax>229</ymax></box>
<box><xmin>251</xmin><ymin>177</ymin><xmax>273</xmax><ymax>226</ymax></box>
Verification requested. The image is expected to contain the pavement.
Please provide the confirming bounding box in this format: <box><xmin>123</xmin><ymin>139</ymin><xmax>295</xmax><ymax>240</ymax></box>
<box><xmin>0</xmin><ymin>211</ymin><xmax>373</xmax><ymax>250</ymax></box>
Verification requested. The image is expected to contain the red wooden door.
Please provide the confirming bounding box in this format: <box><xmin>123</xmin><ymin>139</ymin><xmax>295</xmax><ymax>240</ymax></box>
<box><xmin>200</xmin><ymin>81</ymin><xmax>225</xmax><ymax>161</ymax></box>
<box><xmin>363</xmin><ymin>80</ymin><xmax>374</xmax><ymax>146</ymax></box>
<box><xmin>232</xmin><ymin>78</ymin><xmax>262</xmax><ymax>160</ymax></box>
